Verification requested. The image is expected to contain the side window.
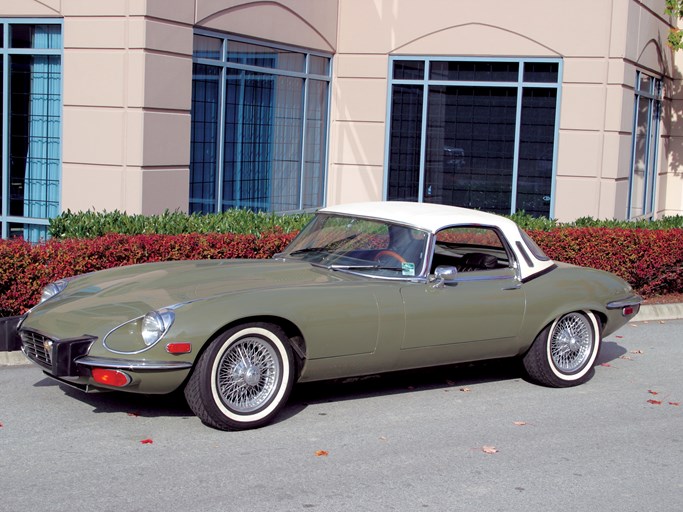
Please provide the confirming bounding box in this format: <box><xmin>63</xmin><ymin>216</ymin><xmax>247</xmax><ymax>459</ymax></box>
<box><xmin>432</xmin><ymin>226</ymin><xmax>510</xmax><ymax>272</ymax></box>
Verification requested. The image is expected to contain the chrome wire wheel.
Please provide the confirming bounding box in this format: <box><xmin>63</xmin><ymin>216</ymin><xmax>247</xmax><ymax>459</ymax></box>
<box><xmin>185</xmin><ymin>323</ymin><xmax>295</xmax><ymax>430</ymax></box>
<box><xmin>549</xmin><ymin>312</ymin><xmax>593</xmax><ymax>374</ymax></box>
<box><xmin>216</xmin><ymin>336</ymin><xmax>280</xmax><ymax>413</ymax></box>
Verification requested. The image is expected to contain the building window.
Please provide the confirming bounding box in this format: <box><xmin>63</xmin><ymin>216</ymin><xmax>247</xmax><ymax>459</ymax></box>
<box><xmin>628</xmin><ymin>72</ymin><xmax>661</xmax><ymax>219</ymax></box>
<box><xmin>1</xmin><ymin>20</ymin><xmax>62</xmax><ymax>241</ymax></box>
<box><xmin>386</xmin><ymin>58</ymin><xmax>561</xmax><ymax>217</ymax></box>
<box><xmin>190</xmin><ymin>32</ymin><xmax>331</xmax><ymax>214</ymax></box>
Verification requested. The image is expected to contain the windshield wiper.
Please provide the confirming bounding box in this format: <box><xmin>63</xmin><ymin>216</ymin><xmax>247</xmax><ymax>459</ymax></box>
<box><xmin>287</xmin><ymin>247</ymin><xmax>330</xmax><ymax>256</ymax></box>
<box><xmin>327</xmin><ymin>264</ymin><xmax>403</xmax><ymax>271</ymax></box>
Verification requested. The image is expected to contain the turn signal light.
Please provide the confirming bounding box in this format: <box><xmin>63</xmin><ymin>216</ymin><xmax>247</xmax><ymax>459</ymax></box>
<box><xmin>91</xmin><ymin>368</ymin><xmax>131</xmax><ymax>387</ymax></box>
<box><xmin>166</xmin><ymin>342</ymin><xmax>192</xmax><ymax>354</ymax></box>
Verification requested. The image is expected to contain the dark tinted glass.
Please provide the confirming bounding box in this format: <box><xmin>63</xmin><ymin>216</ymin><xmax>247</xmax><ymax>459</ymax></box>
<box><xmin>523</xmin><ymin>62</ymin><xmax>559</xmax><ymax>83</ymax></box>
<box><xmin>430</xmin><ymin>61</ymin><xmax>519</xmax><ymax>82</ymax></box>
<box><xmin>393</xmin><ymin>60</ymin><xmax>425</xmax><ymax>80</ymax></box>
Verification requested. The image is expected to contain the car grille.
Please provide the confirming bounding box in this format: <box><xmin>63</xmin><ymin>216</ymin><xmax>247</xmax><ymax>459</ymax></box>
<box><xmin>21</xmin><ymin>330</ymin><xmax>53</xmax><ymax>369</ymax></box>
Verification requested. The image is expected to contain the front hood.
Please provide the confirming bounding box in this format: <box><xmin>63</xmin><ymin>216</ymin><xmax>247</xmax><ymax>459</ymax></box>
<box><xmin>22</xmin><ymin>259</ymin><xmax>339</xmax><ymax>338</ymax></box>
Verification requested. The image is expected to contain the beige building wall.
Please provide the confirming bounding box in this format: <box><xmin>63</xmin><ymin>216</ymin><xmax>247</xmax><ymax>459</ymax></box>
<box><xmin>329</xmin><ymin>0</ymin><xmax>678</xmax><ymax>220</ymax></box>
<box><xmin>4</xmin><ymin>0</ymin><xmax>682</xmax><ymax>220</ymax></box>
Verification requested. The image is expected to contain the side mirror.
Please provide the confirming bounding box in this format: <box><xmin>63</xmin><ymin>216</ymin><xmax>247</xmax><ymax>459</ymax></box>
<box><xmin>431</xmin><ymin>265</ymin><xmax>458</xmax><ymax>287</ymax></box>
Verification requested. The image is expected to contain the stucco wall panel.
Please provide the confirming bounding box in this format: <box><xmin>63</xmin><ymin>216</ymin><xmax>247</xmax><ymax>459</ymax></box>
<box><xmin>63</xmin><ymin>51</ymin><xmax>126</xmax><ymax>107</ymax></box>
<box><xmin>4</xmin><ymin>0</ymin><xmax>60</xmax><ymax>16</ymax></box>
<box><xmin>607</xmin><ymin>59</ymin><xmax>634</xmax><ymax>85</ymax></box>
<box><xmin>604</xmin><ymin>85</ymin><xmax>634</xmax><ymax>133</ymax></box>
<box><xmin>333</xmin><ymin>78</ymin><xmax>387</xmax><ymax>122</ymax></box>
<box><xmin>141</xmin><ymin>53</ymin><xmax>193</xmax><ymax>111</ymax></box>
<box><xmin>331</xmin><ymin>122</ymin><xmax>386</xmax><ymax>167</ymax></box>
<box><xmin>64</xmin><ymin>18</ymin><xmax>127</xmax><ymax>48</ymax></box>
<box><xmin>562</xmin><ymin>59</ymin><xmax>606</xmax><ymax>85</ymax></box>
<box><xmin>395</xmin><ymin>24</ymin><xmax>559</xmax><ymax>57</ymax></box>
<box><xmin>557</xmin><ymin>131</ymin><xmax>603</xmax><ymax>178</ymax></box>
<box><xmin>553</xmin><ymin>177</ymin><xmax>600</xmax><ymax>220</ymax></box>
<box><xmin>139</xmin><ymin>112</ymin><xmax>191</xmax><ymax>167</ymax></box>
<box><xmin>598</xmin><ymin>179</ymin><xmax>630</xmax><ymax>219</ymax></box>
<box><xmin>338</xmin><ymin>0</ymin><xmax>611</xmax><ymax>56</ymax></box>
<box><xmin>141</xmin><ymin>170</ymin><xmax>191</xmax><ymax>215</ymax></box>
<box><xmin>144</xmin><ymin>0</ymin><xmax>195</xmax><ymax>24</ymax></box>
<box><xmin>62</xmin><ymin>0</ymin><xmax>128</xmax><ymax>16</ymax></box>
<box><xmin>326</xmin><ymin>165</ymin><xmax>384</xmax><ymax>205</ymax></box>
<box><xmin>196</xmin><ymin>0</ymin><xmax>337</xmax><ymax>52</ymax></box>
<box><xmin>336</xmin><ymin>55</ymin><xmax>388</xmax><ymax>79</ymax></box>
<box><xmin>62</xmin><ymin>108</ymin><xmax>125</xmax><ymax>165</ymax></box>
<box><xmin>601</xmin><ymin>132</ymin><xmax>633</xmax><ymax>180</ymax></box>
<box><xmin>130</xmin><ymin>18</ymin><xmax>194</xmax><ymax>55</ymax></box>
<box><xmin>62</xmin><ymin>165</ymin><xmax>125</xmax><ymax>212</ymax></box>
<box><xmin>559</xmin><ymin>85</ymin><xmax>606</xmax><ymax>131</ymax></box>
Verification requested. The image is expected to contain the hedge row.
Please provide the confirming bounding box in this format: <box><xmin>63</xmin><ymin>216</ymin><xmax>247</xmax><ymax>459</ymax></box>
<box><xmin>1</xmin><ymin>228</ymin><xmax>681</xmax><ymax>317</ymax></box>
<box><xmin>48</xmin><ymin>209</ymin><xmax>312</xmax><ymax>238</ymax></box>
<box><xmin>0</xmin><ymin>231</ymin><xmax>296</xmax><ymax>317</ymax></box>
<box><xmin>48</xmin><ymin>209</ymin><xmax>683</xmax><ymax>239</ymax></box>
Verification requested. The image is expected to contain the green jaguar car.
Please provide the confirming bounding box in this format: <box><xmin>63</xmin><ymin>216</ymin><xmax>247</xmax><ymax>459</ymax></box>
<box><xmin>19</xmin><ymin>201</ymin><xmax>641</xmax><ymax>430</ymax></box>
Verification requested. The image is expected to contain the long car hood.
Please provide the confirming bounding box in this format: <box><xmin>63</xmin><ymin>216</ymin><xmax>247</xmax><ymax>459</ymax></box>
<box><xmin>22</xmin><ymin>259</ymin><xmax>340</xmax><ymax>338</ymax></box>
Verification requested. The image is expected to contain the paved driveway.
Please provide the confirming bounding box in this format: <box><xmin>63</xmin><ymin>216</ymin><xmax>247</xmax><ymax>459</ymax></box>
<box><xmin>1</xmin><ymin>319</ymin><xmax>682</xmax><ymax>512</ymax></box>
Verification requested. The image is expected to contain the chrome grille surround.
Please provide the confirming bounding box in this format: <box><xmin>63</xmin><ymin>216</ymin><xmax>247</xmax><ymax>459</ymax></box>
<box><xmin>20</xmin><ymin>330</ymin><xmax>54</xmax><ymax>369</ymax></box>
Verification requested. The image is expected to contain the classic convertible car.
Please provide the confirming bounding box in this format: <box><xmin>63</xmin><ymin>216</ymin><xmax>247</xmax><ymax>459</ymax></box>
<box><xmin>19</xmin><ymin>202</ymin><xmax>641</xmax><ymax>430</ymax></box>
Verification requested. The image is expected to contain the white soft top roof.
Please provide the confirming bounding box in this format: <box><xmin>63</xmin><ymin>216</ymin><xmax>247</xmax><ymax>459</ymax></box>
<box><xmin>321</xmin><ymin>201</ymin><xmax>515</xmax><ymax>234</ymax></box>
<box><xmin>320</xmin><ymin>201</ymin><xmax>555</xmax><ymax>280</ymax></box>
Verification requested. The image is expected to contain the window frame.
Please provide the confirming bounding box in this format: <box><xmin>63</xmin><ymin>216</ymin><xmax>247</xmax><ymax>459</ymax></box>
<box><xmin>627</xmin><ymin>70</ymin><xmax>662</xmax><ymax>220</ymax></box>
<box><xmin>383</xmin><ymin>56</ymin><xmax>563</xmax><ymax>217</ymax></box>
<box><xmin>190</xmin><ymin>30</ymin><xmax>332</xmax><ymax>214</ymax></box>
<box><xmin>0</xmin><ymin>18</ymin><xmax>63</xmax><ymax>240</ymax></box>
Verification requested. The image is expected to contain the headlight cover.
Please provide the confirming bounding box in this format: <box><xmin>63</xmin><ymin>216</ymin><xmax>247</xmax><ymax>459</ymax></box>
<box><xmin>40</xmin><ymin>279</ymin><xmax>69</xmax><ymax>303</ymax></box>
<box><xmin>141</xmin><ymin>309</ymin><xmax>175</xmax><ymax>347</ymax></box>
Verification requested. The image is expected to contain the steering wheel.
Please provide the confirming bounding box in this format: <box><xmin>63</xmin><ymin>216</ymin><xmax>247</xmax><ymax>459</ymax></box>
<box><xmin>374</xmin><ymin>250</ymin><xmax>406</xmax><ymax>265</ymax></box>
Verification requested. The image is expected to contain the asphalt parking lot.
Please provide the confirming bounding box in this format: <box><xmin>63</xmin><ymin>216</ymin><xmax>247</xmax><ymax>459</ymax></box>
<box><xmin>1</xmin><ymin>316</ymin><xmax>681</xmax><ymax>512</ymax></box>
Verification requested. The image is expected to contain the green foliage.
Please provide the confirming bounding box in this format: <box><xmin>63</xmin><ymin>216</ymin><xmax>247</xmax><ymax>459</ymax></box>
<box><xmin>505</xmin><ymin>211</ymin><xmax>683</xmax><ymax>231</ymax></box>
<box><xmin>48</xmin><ymin>209</ymin><xmax>313</xmax><ymax>239</ymax></box>
<box><xmin>665</xmin><ymin>0</ymin><xmax>683</xmax><ymax>51</ymax></box>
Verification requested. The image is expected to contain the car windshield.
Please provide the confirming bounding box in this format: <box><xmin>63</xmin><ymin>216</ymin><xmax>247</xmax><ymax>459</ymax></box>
<box><xmin>280</xmin><ymin>213</ymin><xmax>429</xmax><ymax>278</ymax></box>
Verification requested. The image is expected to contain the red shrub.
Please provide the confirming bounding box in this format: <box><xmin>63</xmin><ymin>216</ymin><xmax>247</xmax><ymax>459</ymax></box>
<box><xmin>1</xmin><ymin>228</ymin><xmax>680</xmax><ymax>317</ymax></box>
<box><xmin>529</xmin><ymin>228</ymin><xmax>683</xmax><ymax>297</ymax></box>
<box><xmin>0</xmin><ymin>232</ymin><xmax>297</xmax><ymax>317</ymax></box>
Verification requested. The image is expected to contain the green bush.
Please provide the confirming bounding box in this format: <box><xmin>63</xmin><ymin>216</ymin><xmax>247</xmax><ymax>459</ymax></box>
<box><xmin>506</xmin><ymin>211</ymin><xmax>683</xmax><ymax>231</ymax></box>
<box><xmin>48</xmin><ymin>209</ymin><xmax>313</xmax><ymax>239</ymax></box>
<box><xmin>48</xmin><ymin>208</ymin><xmax>683</xmax><ymax>239</ymax></box>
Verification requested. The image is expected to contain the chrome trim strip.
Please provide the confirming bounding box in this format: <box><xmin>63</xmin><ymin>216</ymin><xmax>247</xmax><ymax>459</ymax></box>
<box><xmin>606</xmin><ymin>296</ymin><xmax>643</xmax><ymax>310</ymax></box>
<box><xmin>76</xmin><ymin>356</ymin><xmax>193</xmax><ymax>372</ymax></box>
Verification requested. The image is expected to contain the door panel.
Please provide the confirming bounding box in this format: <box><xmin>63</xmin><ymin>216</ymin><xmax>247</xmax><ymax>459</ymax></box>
<box><xmin>400</xmin><ymin>269</ymin><xmax>525</xmax><ymax>354</ymax></box>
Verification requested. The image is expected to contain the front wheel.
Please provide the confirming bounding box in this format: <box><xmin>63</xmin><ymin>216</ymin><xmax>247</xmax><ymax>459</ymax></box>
<box><xmin>522</xmin><ymin>311</ymin><xmax>601</xmax><ymax>388</ymax></box>
<box><xmin>184</xmin><ymin>322</ymin><xmax>295</xmax><ymax>430</ymax></box>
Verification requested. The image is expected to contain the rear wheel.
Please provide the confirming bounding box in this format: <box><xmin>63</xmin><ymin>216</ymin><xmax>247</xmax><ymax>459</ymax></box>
<box><xmin>522</xmin><ymin>311</ymin><xmax>601</xmax><ymax>387</ymax></box>
<box><xmin>184</xmin><ymin>322</ymin><xmax>295</xmax><ymax>430</ymax></box>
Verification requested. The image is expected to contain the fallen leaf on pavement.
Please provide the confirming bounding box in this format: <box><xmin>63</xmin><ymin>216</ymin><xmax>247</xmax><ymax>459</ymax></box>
<box><xmin>669</xmin><ymin>402</ymin><xmax>680</xmax><ymax>407</ymax></box>
<box><xmin>630</xmin><ymin>350</ymin><xmax>644</xmax><ymax>354</ymax></box>
<box><xmin>647</xmin><ymin>399</ymin><xmax>662</xmax><ymax>405</ymax></box>
<box><xmin>615</xmin><ymin>335</ymin><xmax>624</xmax><ymax>339</ymax></box>
<box><xmin>460</xmin><ymin>387</ymin><xmax>471</xmax><ymax>392</ymax></box>
<box><xmin>482</xmin><ymin>445</ymin><xmax>498</xmax><ymax>454</ymax></box>
<box><xmin>140</xmin><ymin>439</ymin><xmax>154</xmax><ymax>444</ymax></box>
<box><xmin>619</xmin><ymin>356</ymin><xmax>633</xmax><ymax>360</ymax></box>
<box><xmin>315</xmin><ymin>450</ymin><xmax>329</xmax><ymax>457</ymax></box>
<box><xmin>513</xmin><ymin>421</ymin><xmax>527</xmax><ymax>426</ymax></box>
<box><xmin>648</xmin><ymin>390</ymin><xmax>659</xmax><ymax>395</ymax></box>
<box><xmin>600</xmin><ymin>363</ymin><xmax>612</xmax><ymax>367</ymax></box>
<box><xmin>127</xmin><ymin>412</ymin><xmax>140</xmax><ymax>417</ymax></box>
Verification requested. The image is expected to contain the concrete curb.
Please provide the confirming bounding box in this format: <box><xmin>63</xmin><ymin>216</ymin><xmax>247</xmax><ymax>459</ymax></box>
<box><xmin>2</xmin><ymin>303</ymin><xmax>681</xmax><ymax>367</ymax></box>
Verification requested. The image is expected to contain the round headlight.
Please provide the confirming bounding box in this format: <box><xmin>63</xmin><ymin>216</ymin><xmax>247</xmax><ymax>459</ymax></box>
<box><xmin>141</xmin><ymin>309</ymin><xmax>175</xmax><ymax>347</ymax></box>
<box><xmin>40</xmin><ymin>280</ymin><xmax>69</xmax><ymax>303</ymax></box>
